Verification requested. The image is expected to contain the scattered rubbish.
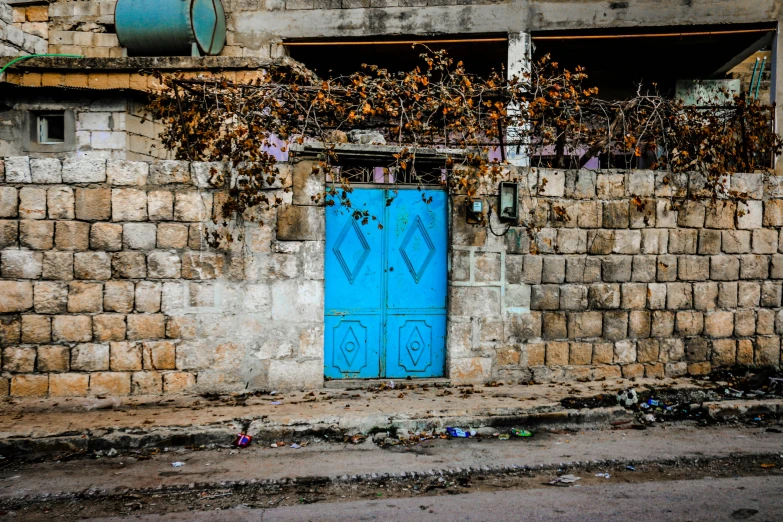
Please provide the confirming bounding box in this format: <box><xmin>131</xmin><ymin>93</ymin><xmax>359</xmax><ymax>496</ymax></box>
<box><xmin>270</xmin><ymin>401</ymin><xmax>282</xmax><ymax>405</ymax></box>
<box><xmin>760</xmin><ymin>463</ymin><xmax>776</xmax><ymax>469</ymax></box>
<box><xmin>595</xmin><ymin>473</ymin><xmax>611</xmax><ymax>479</ymax></box>
<box><xmin>511</xmin><ymin>428</ymin><xmax>533</xmax><ymax>437</ymax></box>
<box><xmin>643</xmin><ymin>414</ymin><xmax>656</xmax><ymax>423</ymax></box>
<box><xmin>626</xmin><ymin>465</ymin><xmax>636</xmax><ymax>471</ymax></box>
<box><xmin>616</xmin><ymin>388</ymin><xmax>639</xmax><ymax>407</ymax></box>
<box><xmin>725</xmin><ymin>388</ymin><xmax>744</xmax><ymax>398</ymax></box>
<box><xmin>290</xmin><ymin>443</ymin><xmax>301</xmax><ymax>449</ymax></box>
<box><xmin>469</xmin><ymin>429</ymin><xmax>477</xmax><ymax>437</ymax></box>
<box><xmin>388</xmin><ymin>381</ymin><xmax>395</xmax><ymax>389</ymax></box>
<box><xmin>270</xmin><ymin>390</ymin><xmax>278</xmax><ymax>395</ymax></box>
<box><xmin>171</xmin><ymin>462</ymin><xmax>185</xmax><ymax>468</ymax></box>
<box><xmin>271</xmin><ymin>443</ymin><xmax>278</xmax><ymax>448</ymax></box>
<box><xmin>106</xmin><ymin>448</ymin><xmax>118</xmax><ymax>457</ymax></box>
<box><xmin>547</xmin><ymin>474</ymin><xmax>581</xmax><ymax>486</ymax></box>
<box><xmin>234</xmin><ymin>433</ymin><xmax>252</xmax><ymax>448</ymax></box>
<box><xmin>446</xmin><ymin>427</ymin><xmax>471</xmax><ymax>438</ymax></box>
<box><xmin>498</xmin><ymin>434</ymin><xmax>510</xmax><ymax>440</ymax></box>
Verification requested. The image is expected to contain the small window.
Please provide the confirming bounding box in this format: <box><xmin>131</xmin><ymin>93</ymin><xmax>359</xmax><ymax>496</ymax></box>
<box><xmin>37</xmin><ymin>113</ymin><xmax>66</xmax><ymax>144</ymax></box>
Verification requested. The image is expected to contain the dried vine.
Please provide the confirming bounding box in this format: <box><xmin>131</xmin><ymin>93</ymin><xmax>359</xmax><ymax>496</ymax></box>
<box><xmin>146</xmin><ymin>49</ymin><xmax>783</xmax><ymax>243</ymax></box>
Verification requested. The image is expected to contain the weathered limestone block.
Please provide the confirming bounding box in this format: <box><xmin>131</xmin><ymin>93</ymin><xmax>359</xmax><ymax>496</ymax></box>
<box><xmin>93</xmin><ymin>314</ymin><xmax>126</xmax><ymax>342</ymax></box>
<box><xmin>738</xmin><ymin>282</ymin><xmax>761</xmax><ymax>308</ymax></box>
<box><xmin>37</xmin><ymin>345</ymin><xmax>70</xmax><ymax>372</ymax></box>
<box><xmin>588</xmin><ymin>283</ymin><xmax>620</xmax><ymax>309</ymax></box>
<box><xmin>506</xmin><ymin>255</ymin><xmax>541</xmax><ymax>284</ymax></box>
<box><xmin>614</xmin><ymin>340</ymin><xmax>636</xmax><ymax>364</ymax></box>
<box><xmin>531</xmin><ymin>284</ymin><xmax>559</xmax><ymax>310</ymax></box>
<box><xmin>73</xmin><ymin>252</ymin><xmax>111</xmax><ymax>280</ymax></box>
<box><xmin>109</xmin><ymin>341</ymin><xmax>142</xmax><ymax>371</ymax></box>
<box><xmin>156</xmin><ymin>223</ymin><xmax>188</xmax><ymax>249</ymax></box>
<box><xmin>142</xmin><ymin>340</ymin><xmax>176</xmax><ymax>370</ymax></box>
<box><xmin>737</xmin><ymin>339</ymin><xmax>754</xmax><ymax>365</ymax></box>
<box><xmin>75</xmin><ymin>188</ymin><xmax>111</xmax><ymax>221</ymax></box>
<box><xmin>603</xmin><ymin>311</ymin><xmax>628</xmax><ymax>340</ymax></box>
<box><xmin>629</xmin><ymin>310</ymin><xmax>651</xmax><ymax>338</ymax></box>
<box><xmin>647</xmin><ymin>283</ymin><xmax>667</xmax><ymax>310</ymax></box>
<box><xmin>30</xmin><ymin>158</ymin><xmax>62</xmax><ymax>184</ymax></box>
<box><xmin>174</xmin><ymin>191</ymin><xmax>212</xmax><ymax>222</ymax></box>
<box><xmin>758</xmin><ymin>309</ymin><xmax>776</xmax><ymax>335</ymax></box>
<box><xmin>621</xmin><ymin>283</ymin><xmax>647</xmax><ymax>309</ymax></box>
<box><xmin>62</xmin><ymin>158</ymin><xmax>106</xmax><ymax>183</ymax></box>
<box><xmin>21</xmin><ymin>315</ymin><xmax>50</xmax><ymax>343</ymax></box>
<box><xmin>506</xmin><ymin>283</ymin><xmax>531</xmax><ymax>309</ymax></box>
<box><xmin>740</xmin><ymin>254</ymin><xmax>769</xmax><ymax>280</ymax></box>
<box><xmin>475</xmin><ymin>252</ymin><xmax>501</xmax><ymax>282</ymax></box>
<box><xmin>755</xmin><ymin>336</ymin><xmax>780</xmax><ymax>366</ymax></box>
<box><xmin>19</xmin><ymin>187</ymin><xmax>46</xmax><ymax>219</ymax></box>
<box><xmin>148</xmin><ymin>190</ymin><xmax>174</xmax><ymax>221</ymax></box>
<box><xmin>565</xmin><ymin>257</ymin><xmax>601</xmax><ymax>283</ymax></box>
<box><xmin>49</xmin><ymin>373</ymin><xmax>89</xmax><ymax>397</ymax></box>
<box><xmin>568</xmin><ymin>311</ymin><xmax>602</xmax><ymax>338</ymax></box>
<box><xmin>636</xmin><ymin>339</ymin><xmax>659</xmax><ymax>363</ymax></box>
<box><xmin>2</xmin><ymin>250</ymin><xmax>42</xmax><ymax>278</ymax></box>
<box><xmin>710</xmin><ymin>255</ymin><xmax>740</xmax><ymax>281</ymax></box>
<box><xmin>602</xmin><ymin>256</ymin><xmax>632</xmax><ymax>282</ymax></box>
<box><xmin>11</xmin><ymin>375</ymin><xmax>48</xmax><ymax>397</ymax></box>
<box><xmin>596</xmin><ymin>173</ymin><xmax>625</xmax><ymax>198</ymax></box>
<box><xmin>705</xmin><ymin>200</ymin><xmax>736</xmax><ymax>229</ymax></box>
<box><xmin>677</xmin><ymin>200</ymin><xmax>705</xmax><ymax>228</ymax></box>
<box><xmin>559</xmin><ymin>285</ymin><xmax>586</xmax><ymax>310</ymax></box>
<box><xmin>131</xmin><ymin>371</ymin><xmax>163</xmax><ymax>395</ymax></box>
<box><xmin>711</xmin><ymin>339</ymin><xmax>737</xmax><ymax>367</ymax></box>
<box><xmin>123</xmin><ymin>223</ymin><xmax>157</xmax><ymax>250</ymax></box>
<box><xmin>292</xmin><ymin>161</ymin><xmax>325</xmax><ymax>205</ymax></box>
<box><xmin>163</xmin><ymin>372</ymin><xmax>196</xmax><ymax>393</ymax></box>
<box><xmin>90</xmin><ymin>222</ymin><xmax>123</xmax><ymax>251</ymax></box>
<box><xmin>668</xmin><ymin>229</ymin><xmax>697</xmax><ymax>254</ymax></box>
<box><xmin>181</xmin><ymin>251</ymin><xmax>224</xmax><ymax>279</ymax></box>
<box><xmin>33</xmin><ymin>281</ymin><xmax>67</xmax><ymax>314</ymax></box>
<box><xmin>271</xmin><ymin>280</ymin><xmax>324</xmax><ymax>321</ymax></box>
<box><xmin>134</xmin><ymin>281</ymin><xmax>162</xmax><ymax>313</ymax></box>
<box><xmin>276</xmin><ymin>205</ymin><xmax>324</xmax><ymax>241</ymax></box>
<box><xmin>602</xmin><ymin>200</ymin><xmax>629</xmax><ymax>228</ymax></box>
<box><xmin>107</xmin><ymin>160</ymin><xmax>148</xmax><ymax>186</ymax></box>
<box><xmin>734</xmin><ymin>310</ymin><xmax>756</xmax><ymax>337</ymax></box>
<box><xmin>0</xmin><ymin>281</ymin><xmax>33</xmax><ymax>313</ymax></box>
<box><xmin>566</xmin><ymin>170</ymin><xmax>596</xmax><ymax>199</ymax></box>
<box><xmin>2</xmin><ymin>346</ymin><xmax>36</xmax><ymax>372</ymax></box>
<box><xmin>147</xmin><ymin>251</ymin><xmax>181</xmax><ymax>279</ymax></box>
<box><xmin>505</xmin><ymin>313</ymin><xmax>541</xmax><ymax>342</ymax></box>
<box><xmin>722</xmin><ymin>230</ymin><xmax>750</xmax><ymax>253</ymax></box>
<box><xmin>545</xmin><ymin>341</ymin><xmax>569</xmax><ymax>365</ymax></box>
<box><xmin>192</xmin><ymin>162</ymin><xmax>226</xmax><ymax>188</ymax></box>
<box><xmin>104</xmin><ymin>280</ymin><xmax>135</xmax><ymax>313</ymax></box>
<box><xmin>47</xmin><ymin>187</ymin><xmax>74</xmax><ymax>219</ymax></box>
<box><xmin>5</xmin><ymin>156</ymin><xmax>31</xmax><ymax>183</ymax></box>
<box><xmin>761</xmin><ymin>281</ymin><xmax>782</xmax><ymax>307</ymax></box>
<box><xmin>90</xmin><ymin>372</ymin><xmax>131</xmax><ymax>396</ymax></box>
<box><xmin>0</xmin><ymin>187</ymin><xmax>17</xmax><ymax>218</ymax></box>
<box><xmin>68</xmin><ymin>282</ymin><xmax>103</xmax><ymax>313</ymax></box>
<box><xmin>737</xmin><ymin>201</ymin><xmax>762</xmax><ymax>230</ymax></box>
<box><xmin>656</xmin><ymin>200</ymin><xmax>677</xmax><ymax>228</ymax></box>
<box><xmin>126</xmin><ymin>314</ymin><xmax>166</xmax><ymax>340</ymax></box>
<box><xmin>693</xmin><ymin>282</ymin><xmax>719</xmax><ymax>311</ymax></box>
<box><xmin>698</xmin><ymin>230</ymin><xmax>721</xmax><ymax>255</ymax></box>
<box><xmin>678</xmin><ymin>255</ymin><xmax>709</xmax><ymax>281</ymax></box>
<box><xmin>705</xmin><ymin>311</ymin><xmax>735</xmax><ymax>338</ymax></box>
<box><xmin>538</xmin><ymin>169</ymin><xmax>566</xmax><ymax>197</ymax></box>
<box><xmin>752</xmin><ymin>229</ymin><xmax>778</xmax><ymax>254</ymax></box>
<box><xmin>542</xmin><ymin>312</ymin><xmax>567</xmax><ymax>339</ymax></box>
<box><xmin>685</xmin><ymin>337</ymin><xmax>710</xmax><ymax>362</ymax></box>
<box><xmin>763</xmin><ymin>199</ymin><xmax>783</xmax><ymax>227</ymax></box>
<box><xmin>149</xmin><ymin>160</ymin><xmax>191</xmax><ymax>185</ymax></box>
<box><xmin>732</xmin><ymin>173</ymin><xmax>764</xmax><ymax>200</ymax></box>
<box><xmin>55</xmin><ymin>221</ymin><xmax>90</xmax><ymax>251</ymax></box>
<box><xmin>111</xmin><ymin>189</ymin><xmax>147</xmax><ymax>221</ymax></box>
<box><xmin>651</xmin><ymin>310</ymin><xmax>675</xmax><ymax>337</ymax></box>
<box><xmin>112</xmin><ymin>252</ymin><xmax>147</xmax><ymax>279</ymax></box>
<box><xmin>71</xmin><ymin>343</ymin><xmax>109</xmax><ymax>371</ymax></box>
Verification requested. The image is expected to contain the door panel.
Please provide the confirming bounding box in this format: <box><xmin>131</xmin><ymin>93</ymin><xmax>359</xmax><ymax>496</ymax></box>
<box><xmin>385</xmin><ymin>314</ymin><xmax>446</xmax><ymax>378</ymax></box>
<box><xmin>325</xmin><ymin>190</ymin><xmax>385</xmax><ymax>378</ymax></box>
<box><xmin>385</xmin><ymin>190</ymin><xmax>448</xmax><ymax>309</ymax></box>
<box><xmin>325</xmin><ymin>187</ymin><xmax>447</xmax><ymax>379</ymax></box>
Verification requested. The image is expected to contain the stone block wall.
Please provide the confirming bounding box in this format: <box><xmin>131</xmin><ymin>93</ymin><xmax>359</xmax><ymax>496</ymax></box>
<box><xmin>448</xmin><ymin>168</ymin><xmax>783</xmax><ymax>384</ymax></box>
<box><xmin>0</xmin><ymin>155</ymin><xmax>323</xmax><ymax>398</ymax></box>
<box><xmin>1</xmin><ymin>2</ymin><xmax>48</xmax><ymax>57</ymax></box>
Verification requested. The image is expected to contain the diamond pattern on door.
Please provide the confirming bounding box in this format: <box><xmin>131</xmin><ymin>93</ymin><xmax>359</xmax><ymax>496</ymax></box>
<box><xmin>399</xmin><ymin>215</ymin><xmax>436</xmax><ymax>283</ymax></box>
<box><xmin>333</xmin><ymin>320</ymin><xmax>368</xmax><ymax>373</ymax></box>
<box><xmin>398</xmin><ymin>320</ymin><xmax>432</xmax><ymax>372</ymax></box>
<box><xmin>333</xmin><ymin>219</ymin><xmax>371</xmax><ymax>284</ymax></box>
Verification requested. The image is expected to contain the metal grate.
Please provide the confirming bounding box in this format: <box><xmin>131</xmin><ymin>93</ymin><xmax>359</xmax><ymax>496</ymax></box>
<box><xmin>328</xmin><ymin>163</ymin><xmax>447</xmax><ymax>186</ymax></box>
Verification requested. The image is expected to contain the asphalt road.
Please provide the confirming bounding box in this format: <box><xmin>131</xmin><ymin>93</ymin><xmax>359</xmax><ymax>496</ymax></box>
<box><xmin>90</xmin><ymin>475</ymin><xmax>783</xmax><ymax>522</ymax></box>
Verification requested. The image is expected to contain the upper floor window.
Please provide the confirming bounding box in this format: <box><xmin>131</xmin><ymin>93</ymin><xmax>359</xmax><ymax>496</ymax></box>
<box><xmin>37</xmin><ymin>112</ymin><xmax>66</xmax><ymax>144</ymax></box>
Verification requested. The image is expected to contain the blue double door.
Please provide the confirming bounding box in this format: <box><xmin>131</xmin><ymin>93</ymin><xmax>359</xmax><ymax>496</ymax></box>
<box><xmin>325</xmin><ymin>188</ymin><xmax>447</xmax><ymax>379</ymax></box>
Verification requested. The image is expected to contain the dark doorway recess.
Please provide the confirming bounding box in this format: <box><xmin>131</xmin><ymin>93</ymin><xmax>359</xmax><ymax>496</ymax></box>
<box><xmin>284</xmin><ymin>34</ymin><xmax>508</xmax><ymax>79</ymax></box>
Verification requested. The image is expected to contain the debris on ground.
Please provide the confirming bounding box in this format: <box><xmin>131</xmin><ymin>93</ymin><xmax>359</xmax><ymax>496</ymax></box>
<box><xmin>171</xmin><ymin>462</ymin><xmax>185</xmax><ymax>468</ymax></box>
<box><xmin>595</xmin><ymin>473</ymin><xmax>611</xmax><ymax>478</ymax></box>
<box><xmin>234</xmin><ymin>433</ymin><xmax>252</xmax><ymax>448</ymax></box>
<box><xmin>511</xmin><ymin>428</ymin><xmax>533</xmax><ymax>438</ymax></box>
<box><xmin>547</xmin><ymin>474</ymin><xmax>581</xmax><ymax>486</ymax></box>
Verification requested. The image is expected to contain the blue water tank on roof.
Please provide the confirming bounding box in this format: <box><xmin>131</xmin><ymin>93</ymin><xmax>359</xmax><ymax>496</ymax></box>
<box><xmin>115</xmin><ymin>0</ymin><xmax>226</xmax><ymax>56</ymax></box>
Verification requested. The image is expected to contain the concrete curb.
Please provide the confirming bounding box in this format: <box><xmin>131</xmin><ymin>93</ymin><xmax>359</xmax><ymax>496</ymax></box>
<box><xmin>1</xmin><ymin>398</ymin><xmax>779</xmax><ymax>457</ymax></box>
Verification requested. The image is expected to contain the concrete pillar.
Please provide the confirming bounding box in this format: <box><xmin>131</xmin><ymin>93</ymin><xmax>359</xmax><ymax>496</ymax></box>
<box><xmin>506</xmin><ymin>32</ymin><xmax>532</xmax><ymax>167</ymax></box>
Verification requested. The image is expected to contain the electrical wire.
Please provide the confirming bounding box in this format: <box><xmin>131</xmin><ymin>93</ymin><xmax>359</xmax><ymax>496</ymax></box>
<box><xmin>486</xmin><ymin>205</ymin><xmax>513</xmax><ymax>237</ymax></box>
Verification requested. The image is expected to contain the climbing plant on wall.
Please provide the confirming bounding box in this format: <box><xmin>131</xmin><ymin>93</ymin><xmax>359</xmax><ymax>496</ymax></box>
<box><xmin>146</xmin><ymin>49</ymin><xmax>782</xmax><ymax>242</ymax></box>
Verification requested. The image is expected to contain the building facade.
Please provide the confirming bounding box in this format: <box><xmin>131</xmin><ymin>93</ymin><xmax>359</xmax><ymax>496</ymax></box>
<box><xmin>1</xmin><ymin>0</ymin><xmax>783</xmax><ymax>396</ymax></box>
